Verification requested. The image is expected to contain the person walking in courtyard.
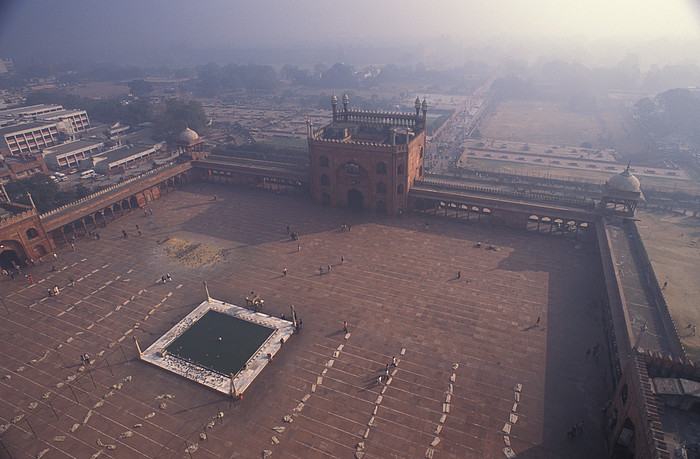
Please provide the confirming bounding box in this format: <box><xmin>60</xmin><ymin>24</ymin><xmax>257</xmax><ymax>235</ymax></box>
<box><xmin>297</xmin><ymin>243</ymin><xmax>300</xmax><ymax>252</ymax></box>
<box><xmin>457</xmin><ymin>271</ymin><xmax>461</xmax><ymax>279</ymax></box>
<box><xmin>662</xmin><ymin>280</ymin><xmax>668</xmax><ymax>290</ymax></box>
<box><xmin>327</xmin><ymin>264</ymin><xmax>331</xmax><ymax>273</ymax></box>
<box><xmin>53</xmin><ymin>253</ymin><xmax>58</xmax><ymax>261</ymax></box>
<box><xmin>283</xmin><ymin>268</ymin><xmax>287</xmax><ymax>277</ymax></box>
<box><xmin>319</xmin><ymin>266</ymin><xmax>323</xmax><ymax>276</ymax></box>
<box><xmin>122</xmin><ymin>229</ymin><xmax>128</xmax><ymax>239</ymax></box>
<box><xmin>286</xmin><ymin>225</ymin><xmax>290</xmax><ymax>234</ymax></box>
<box><xmin>343</xmin><ymin>321</ymin><xmax>348</xmax><ymax>333</ymax></box>
<box><xmin>341</xmin><ymin>256</ymin><xmax>344</xmax><ymax>265</ymax></box>
<box><xmin>28</xmin><ymin>275</ymin><xmax>34</xmax><ymax>284</ymax></box>
<box><xmin>536</xmin><ymin>316</ymin><xmax>541</xmax><ymax>325</ymax></box>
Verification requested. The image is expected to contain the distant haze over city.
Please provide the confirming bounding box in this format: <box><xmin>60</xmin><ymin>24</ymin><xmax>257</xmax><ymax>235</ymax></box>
<box><xmin>1</xmin><ymin>0</ymin><xmax>699</xmax><ymax>68</ymax></box>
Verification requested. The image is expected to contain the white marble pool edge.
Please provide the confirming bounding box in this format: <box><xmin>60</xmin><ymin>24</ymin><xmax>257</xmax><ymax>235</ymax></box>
<box><xmin>141</xmin><ymin>298</ymin><xmax>295</xmax><ymax>395</ymax></box>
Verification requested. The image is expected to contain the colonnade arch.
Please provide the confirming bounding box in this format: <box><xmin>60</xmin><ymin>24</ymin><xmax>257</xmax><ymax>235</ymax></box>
<box><xmin>526</xmin><ymin>214</ymin><xmax>589</xmax><ymax>236</ymax></box>
<box><xmin>49</xmin><ymin>172</ymin><xmax>189</xmax><ymax>247</ymax></box>
<box><xmin>202</xmin><ymin>168</ymin><xmax>308</xmax><ymax>195</ymax></box>
<box><xmin>412</xmin><ymin>197</ymin><xmax>492</xmax><ymax>224</ymax></box>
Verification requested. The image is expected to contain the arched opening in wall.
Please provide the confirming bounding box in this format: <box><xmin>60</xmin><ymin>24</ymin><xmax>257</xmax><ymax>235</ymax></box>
<box><xmin>420</xmin><ymin>147</ymin><xmax>424</xmax><ymax>158</ymax></box>
<box><xmin>376</xmin><ymin>162</ymin><xmax>387</xmax><ymax>175</ymax></box>
<box><xmin>51</xmin><ymin>230</ymin><xmax>65</xmax><ymax>248</ymax></box>
<box><xmin>566</xmin><ymin>220</ymin><xmax>577</xmax><ymax>234</ymax></box>
<box><xmin>130</xmin><ymin>196</ymin><xmax>139</xmax><ymax>209</ymax></box>
<box><xmin>481</xmin><ymin>208</ymin><xmax>492</xmax><ymax>224</ymax></box>
<box><xmin>397</xmin><ymin>164</ymin><xmax>405</xmax><ymax>175</ymax></box>
<box><xmin>319</xmin><ymin>156</ymin><xmax>329</xmax><ymax>167</ymax></box>
<box><xmin>347</xmin><ymin>189</ymin><xmax>363</xmax><ymax>211</ymax></box>
<box><xmin>94</xmin><ymin>212</ymin><xmax>106</xmax><ymax>228</ymax></box>
<box><xmin>26</xmin><ymin>228</ymin><xmax>40</xmax><ymax>239</ymax></box>
<box><xmin>0</xmin><ymin>248</ymin><xmax>22</xmax><ymax>270</ymax></box>
<box><xmin>553</xmin><ymin>218</ymin><xmax>565</xmax><ymax>234</ymax></box>
<box><xmin>103</xmin><ymin>207</ymin><xmax>114</xmax><ymax>223</ymax></box>
<box><xmin>614</xmin><ymin>418</ymin><xmax>635</xmax><ymax>456</ymax></box>
<box><xmin>419</xmin><ymin>165</ymin><xmax>423</xmax><ymax>177</ymax></box>
<box><xmin>113</xmin><ymin>203</ymin><xmax>123</xmax><ymax>218</ymax></box>
<box><xmin>122</xmin><ymin>199</ymin><xmax>131</xmax><ymax>212</ymax></box>
<box><xmin>0</xmin><ymin>241</ymin><xmax>26</xmax><ymax>269</ymax></box>
<box><xmin>75</xmin><ymin>221</ymin><xmax>87</xmax><ymax>237</ymax></box>
<box><xmin>180</xmin><ymin>173</ymin><xmax>188</xmax><ymax>184</ymax></box>
<box><xmin>321</xmin><ymin>193</ymin><xmax>331</xmax><ymax>206</ymax></box>
<box><xmin>85</xmin><ymin>216</ymin><xmax>96</xmax><ymax>232</ymax></box>
<box><xmin>376</xmin><ymin>182</ymin><xmax>387</xmax><ymax>195</ymax></box>
<box><xmin>397</xmin><ymin>184</ymin><xmax>404</xmax><ymax>195</ymax></box>
<box><xmin>579</xmin><ymin>222</ymin><xmax>589</xmax><ymax>236</ymax></box>
<box><xmin>33</xmin><ymin>245</ymin><xmax>47</xmax><ymax>258</ymax></box>
<box><xmin>320</xmin><ymin>174</ymin><xmax>330</xmax><ymax>186</ymax></box>
<box><xmin>376</xmin><ymin>201</ymin><xmax>387</xmax><ymax>215</ymax></box>
<box><xmin>527</xmin><ymin>215</ymin><xmax>540</xmax><ymax>232</ymax></box>
<box><xmin>62</xmin><ymin>225</ymin><xmax>75</xmax><ymax>242</ymax></box>
<box><xmin>145</xmin><ymin>191</ymin><xmax>153</xmax><ymax>202</ymax></box>
<box><xmin>541</xmin><ymin>216</ymin><xmax>552</xmax><ymax>233</ymax></box>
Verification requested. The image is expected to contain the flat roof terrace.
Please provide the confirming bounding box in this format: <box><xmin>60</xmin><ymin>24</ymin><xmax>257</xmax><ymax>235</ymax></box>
<box><xmin>0</xmin><ymin>183</ymin><xmax>611</xmax><ymax>458</ymax></box>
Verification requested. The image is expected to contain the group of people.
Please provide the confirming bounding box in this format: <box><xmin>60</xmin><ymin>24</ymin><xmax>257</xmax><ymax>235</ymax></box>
<box><xmin>46</xmin><ymin>285</ymin><xmax>60</xmax><ymax>297</ymax></box>
<box><xmin>80</xmin><ymin>353</ymin><xmax>91</xmax><ymax>365</ymax></box>
<box><xmin>377</xmin><ymin>356</ymin><xmax>398</xmax><ymax>385</ymax></box>
<box><xmin>161</xmin><ymin>273</ymin><xmax>173</xmax><ymax>284</ymax></box>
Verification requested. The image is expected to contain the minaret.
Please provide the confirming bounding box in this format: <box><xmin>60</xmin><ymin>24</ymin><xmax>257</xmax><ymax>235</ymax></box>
<box><xmin>421</xmin><ymin>98</ymin><xmax>428</xmax><ymax>130</ymax></box>
<box><xmin>331</xmin><ymin>94</ymin><xmax>338</xmax><ymax>122</ymax></box>
<box><xmin>415</xmin><ymin>96</ymin><xmax>421</xmax><ymax>116</ymax></box>
<box><xmin>342</xmin><ymin>93</ymin><xmax>349</xmax><ymax>121</ymax></box>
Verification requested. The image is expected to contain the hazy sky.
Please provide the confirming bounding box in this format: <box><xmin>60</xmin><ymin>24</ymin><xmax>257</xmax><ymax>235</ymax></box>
<box><xmin>1</xmin><ymin>0</ymin><xmax>699</xmax><ymax>64</ymax></box>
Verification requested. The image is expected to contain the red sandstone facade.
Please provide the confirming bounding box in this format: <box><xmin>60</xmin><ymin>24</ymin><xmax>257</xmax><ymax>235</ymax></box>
<box><xmin>307</xmin><ymin>95</ymin><xmax>427</xmax><ymax>216</ymax></box>
<box><xmin>0</xmin><ymin>202</ymin><xmax>54</xmax><ymax>266</ymax></box>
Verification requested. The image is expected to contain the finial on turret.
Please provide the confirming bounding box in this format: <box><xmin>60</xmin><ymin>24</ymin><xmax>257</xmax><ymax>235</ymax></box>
<box><xmin>415</xmin><ymin>96</ymin><xmax>421</xmax><ymax>115</ymax></box>
<box><xmin>421</xmin><ymin>98</ymin><xmax>428</xmax><ymax>113</ymax></box>
<box><xmin>342</xmin><ymin>93</ymin><xmax>349</xmax><ymax>111</ymax></box>
<box><xmin>331</xmin><ymin>94</ymin><xmax>337</xmax><ymax>107</ymax></box>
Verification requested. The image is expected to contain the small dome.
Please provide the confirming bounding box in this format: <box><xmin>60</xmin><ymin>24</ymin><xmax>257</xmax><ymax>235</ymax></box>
<box><xmin>331</xmin><ymin>94</ymin><xmax>338</xmax><ymax>105</ymax></box>
<box><xmin>606</xmin><ymin>166</ymin><xmax>640</xmax><ymax>193</ymax></box>
<box><xmin>179</xmin><ymin>127</ymin><xmax>199</xmax><ymax>142</ymax></box>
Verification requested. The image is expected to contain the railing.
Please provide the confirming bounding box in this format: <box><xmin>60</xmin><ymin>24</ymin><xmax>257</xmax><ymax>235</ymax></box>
<box><xmin>39</xmin><ymin>163</ymin><xmax>187</xmax><ymax>220</ymax></box>
<box><xmin>0</xmin><ymin>208</ymin><xmax>37</xmax><ymax>229</ymax></box>
<box><xmin>626</xmin><ymin>220</ymin><xmax>686</xmax><ymax>358</ymax></box>
<box><xmin>416</xmin><ymin>178</ymin><xmax>595</xmax><ymax>208</ymax></box>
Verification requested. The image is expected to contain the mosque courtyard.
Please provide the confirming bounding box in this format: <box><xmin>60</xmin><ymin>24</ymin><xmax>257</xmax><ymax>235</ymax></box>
<box><xmin>0</xmin><ymin>183</ymin><xmax>611</xmax><ymax>458</ymax></box>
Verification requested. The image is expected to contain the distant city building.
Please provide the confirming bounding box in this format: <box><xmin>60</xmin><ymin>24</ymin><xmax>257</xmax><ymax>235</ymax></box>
<box><xmin>0</xmin><ymin>121</ymin><xmax>59</xmax><ymax>156</ymax></box>
<box><xmin>42</xmin><ymin>139</ymin><xmax>105</xmax><ymax>169</ymax></box>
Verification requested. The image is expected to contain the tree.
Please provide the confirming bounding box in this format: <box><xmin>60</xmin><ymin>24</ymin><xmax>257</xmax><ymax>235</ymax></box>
<box><xmin>128</xmin><ymin>79</ymin><xmax>154</xmax><ymax>96</ymax></box>
<box><xmin>4</xmin><ymin>175</ymin><xmax>59</xmax><ymax>213</ymax></box>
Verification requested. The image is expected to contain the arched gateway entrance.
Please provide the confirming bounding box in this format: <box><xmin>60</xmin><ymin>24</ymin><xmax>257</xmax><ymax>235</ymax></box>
<box><xmin>347</xmin><ymin>189</ymin><xmax>363</xmax><ymax>211</ymax></box>
<box><xmin>0</xmin><ymin>241</ymin><xmax>25</xmax><ymax>270</ymax></box>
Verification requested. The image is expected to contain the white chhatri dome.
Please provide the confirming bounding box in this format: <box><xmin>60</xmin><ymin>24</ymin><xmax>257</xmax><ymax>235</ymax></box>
<box><xmin>179</xmin><ymin>126</ymin><xmax>199</xmax><ymax>142</ymax></box>
<box><xmin>606</xmin><ymin>166</ymin><xmax>641</xmax><ymax>193</ymax></box>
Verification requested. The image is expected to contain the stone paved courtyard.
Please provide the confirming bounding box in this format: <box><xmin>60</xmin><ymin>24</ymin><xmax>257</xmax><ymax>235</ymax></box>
<box><xmin>1</xmin><ymin>182</ymin><xmax>612</xmax><ymax>458</ymax></box>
